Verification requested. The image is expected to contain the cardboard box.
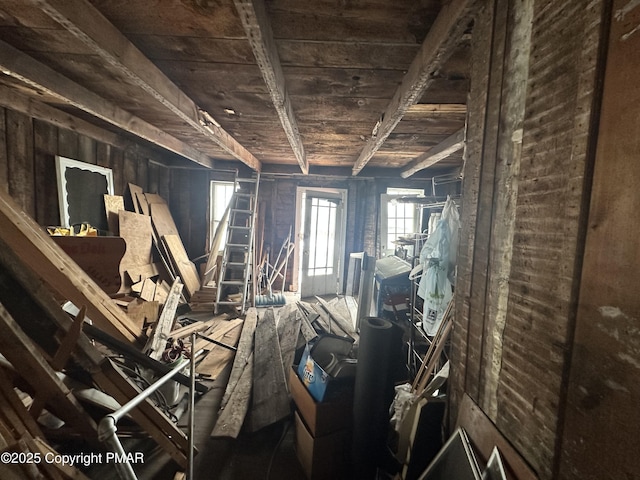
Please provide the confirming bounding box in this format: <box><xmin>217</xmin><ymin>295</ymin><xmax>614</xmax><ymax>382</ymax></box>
<box><xmin>289</xmin><ymin>366</ymin><xmax>352</xmax><ymax>437</ymax></box>
<box><xmin>295</xmin><ymin>411</ymin><xmax>349</xmax><ymax>480</ymax></box>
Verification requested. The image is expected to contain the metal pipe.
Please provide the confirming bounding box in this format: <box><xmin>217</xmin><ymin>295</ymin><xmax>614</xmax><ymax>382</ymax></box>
<box><xmin>195</xmin><ymin>332</ymin><xmax>237</xmax><ymax>351</ymax></box>
<box><xmin>188</xmin><ymin>332</ymin><xmax>196</xmax><ymax>480</ymax></box>
<box><xmin>98</xmin><ymin>358</ymin><xmax>188</xmax><ymax>480</ymax></box>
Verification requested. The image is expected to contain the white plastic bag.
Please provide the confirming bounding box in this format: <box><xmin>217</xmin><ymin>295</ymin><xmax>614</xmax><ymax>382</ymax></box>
<box><xmin>417</xmin><ymin>196</ymin><xmax>458</xmax><ymax>335</ymax></box>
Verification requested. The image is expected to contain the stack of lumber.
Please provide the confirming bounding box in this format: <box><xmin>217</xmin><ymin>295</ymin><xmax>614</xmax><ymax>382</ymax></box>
<box><xmin>0</xmin><ymin>189</ymin><xmax>244</xmax><ymax>473</ymax></box>
<box><xmin>211</xmin><ymin>296</ymin><xmax>357</xmax><ymax>439</ymax></box>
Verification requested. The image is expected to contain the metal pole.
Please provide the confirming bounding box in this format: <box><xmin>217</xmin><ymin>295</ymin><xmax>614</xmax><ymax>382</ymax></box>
<box><xmin>98</xmin><ymin>358</ymin><xmax>188</xmax><ymax>480</ymax></box>
<box><xmin>188</xmin><ymin>332</ymin><xmax>196</xmax><ymax>480</ymax></box>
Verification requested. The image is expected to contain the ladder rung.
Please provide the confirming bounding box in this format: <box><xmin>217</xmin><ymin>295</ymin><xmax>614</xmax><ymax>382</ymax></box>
<box><xmin>220</xmin><ymin>280</ymin><xmax>246</xmax><ymax>286</ymax></box>
<box><xmin>236</xmin><ymin>177</ymin><xmax>258</xmax><ymax>183</ymax></box>
<box><xmin>217</xmin><ymin>301</ymin><xmax>243</xmax><ymax>306</ymax></box>
<box><xmin>231</xmin><ymin>208</ymin><xmax>252</xmax><ymax>214</ymax></box>
<box><xmin>228</xmin><ymin>225</ymin><xmax>250</xmax><ymax>230</ymax></box>
<box><xmin>225</xmin><ymin>243</ymin><xmax>250</xmax><ymax>249</ymax></box>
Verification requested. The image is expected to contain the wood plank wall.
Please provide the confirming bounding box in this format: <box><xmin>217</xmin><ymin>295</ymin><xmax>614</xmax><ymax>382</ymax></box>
<box><xmin>559</xmin><ymin>0</ymin><xmax>640</xmax><ymax>477</ymax></box>
<box><xmin>451</xmin><ymin>0</ymin><xmax>608</xmax><ymax>478</ymax></box>
<box><xmin>0</xmin><ymin>101</ymin><xmax>427</xmax><ymax>295</ymax></box>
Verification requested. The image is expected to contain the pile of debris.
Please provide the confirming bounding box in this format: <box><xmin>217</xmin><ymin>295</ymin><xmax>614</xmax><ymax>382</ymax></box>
<box><xmin>0</xmin><ymin>188</ymin><xmax>244</xmax><ymax>478</ymax></box>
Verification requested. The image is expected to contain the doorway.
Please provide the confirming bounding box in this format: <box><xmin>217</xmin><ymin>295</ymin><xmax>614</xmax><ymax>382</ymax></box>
<box><xmin>295</xmin><ymin>187</ymin><xmax>347</xmax><ymax>298</ymax></box>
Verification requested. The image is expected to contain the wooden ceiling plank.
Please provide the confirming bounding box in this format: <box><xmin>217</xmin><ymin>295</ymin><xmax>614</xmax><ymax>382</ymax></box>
<box><xmin>405</xmin><ymin>103</ymin><xmax>468</xmax><ymax>115</ymax></box>
<box><xmin>234</xmin><ymin>0</ymin><xmax>308</xmax><ymax>174</ymax></box>
<box><xmin>400</xmin><ymin>128</ymin><xmax>465</xmax><ymax>178</ymax></box>
<box><xmin>0</xmin><ymin>39</ymin><xmax>214</xmax><ymax>168</ymax></box>
<box><xmin>29</xmin><ymin>0</ymin><xmax>261</xmax><ymax>172</ymax></box>
<box><xmin>351</xmin><ymin>0</ymin><xmax>478</xmax><ymax>175</ymax></box>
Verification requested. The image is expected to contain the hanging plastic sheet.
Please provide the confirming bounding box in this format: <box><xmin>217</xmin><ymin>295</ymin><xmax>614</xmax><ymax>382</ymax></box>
<box><xmin>414</xmin><ymin>196</ymin><xmax>460</xmax><ymax>336</ymax></box>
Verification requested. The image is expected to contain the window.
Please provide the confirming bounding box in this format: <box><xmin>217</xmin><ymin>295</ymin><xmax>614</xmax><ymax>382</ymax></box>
<box><xmin>380</xmin><ymin>187</ymin><xmax>423</xmax><ymax>256</ymax></box>
<box><xmin>209</xmin><ymin>181</ymin><xmax>235</xmax><ymax>252</ymax></box>
<box><xmin>307</xmin><ymin>196</ymin><xmax>338</xmax><ymax>277</ymax></box>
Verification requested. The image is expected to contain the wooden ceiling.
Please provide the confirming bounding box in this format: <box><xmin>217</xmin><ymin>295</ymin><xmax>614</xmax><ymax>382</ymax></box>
<box><xmin>0</xmin><ymin>0</ymin><xmax>475</xmax><ymax>178</ymax></box>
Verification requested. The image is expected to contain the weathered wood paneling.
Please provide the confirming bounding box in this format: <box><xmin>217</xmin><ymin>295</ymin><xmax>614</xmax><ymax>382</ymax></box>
<box><xmin>497</xmin><ymin>0</ymin><xmax>604</xmax><ymax>476</ymax></box>
<box><xmin>0</xmin><ymin>109</ymin><xmax>7</xmax><ymax>194</ymax></box>
<box><xmin>33</xmin><ymin>119</ymin><xmax>59</xmax><ymax>226</ymax></box>
<box><xmin>453</xmin><ymin>0</ymin><xmax>606</xmax><ymax>478</ymax></box>
<box><xmin>450</xmin><ymin>0</ymin><xmax>494</xmax><ymax>426</ymax></box>
<box><xmin>559</xmin><ymin>0</ymin><xmax>640</xmax><ymax>478</ymax></box>
<box><xmin>6</xmin><ymin>110</ymin><xmax>35</xmax><ymax>216</ymax></box>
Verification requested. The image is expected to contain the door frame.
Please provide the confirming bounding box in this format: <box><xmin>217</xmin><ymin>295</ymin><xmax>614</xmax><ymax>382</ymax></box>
<box><xmin>293</xmin><ymin>186</ymin><xmax>348</xmax><ymax>297</ymax></box>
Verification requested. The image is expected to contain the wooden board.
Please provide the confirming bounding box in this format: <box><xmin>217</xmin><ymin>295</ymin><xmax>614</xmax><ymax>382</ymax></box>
<box><xmin>135</xmin><ymin>191</ymin><xmax>150</xmax><ymax>216</ymax></box>
<box><xmin>218</xmin><ymin>308</ymin><xmax>258</xmax><ymax>413</ymax></box>
<box><xmin>52</xmin><ymin>236</ymin><xmax>125</xmax><ymax>295</ymax></box>
<box><xmin>118</xmin><ymin>210</ymin><xmax>153</xmax><ymax>291</ymax></box>
<box><xmin>150</xmin><ymin>202</ymin><xmax>181</xmax><ymax>239</ymax></box>
<box><xmin>162</xmin><ymin>234</ymin><xmax>200</xmax><ymax>299</ymax></box>
<box><xmin>210</xmin><ymin>352</ymin><xmax>253</xmax><ymax>438</ymax></box>
<box><xmin>195</xmin><ymin>319</ymin><xmax>243</xmax><ymax>380</ymax></box>
<box><xmin>140</xmin><ymin>278</ymin><xmax>156</xmax><ymax>301</ymax></box>
<box><xmin>0</xmin><ymin>302</ymin><xmax>97</xmax><ymax>437</ymax></box>
<box><xmin>103</xmin><ymin>194</ymin><xmax>124</xmax><ymax>235</ymax></box>
<box><xmin>276</xmin><ymin>304</ymin><xmax>302</xmax><ymax>386</ymax></box>
<box><xmin>249</xmin><ymin>308</ymin><xmax>290</xmax><ymax>432</ymax></box>
<box><xmin>127</xmin><ymin>183</ymin><xmax>144</xmax><ymax>214</ymax></box>
<box><xmin>457</xmin><ymin>394</ymin><xmax>536</xmax><ymax>480</ymax></box>
<box><xmin>0</xmin><ymin>189</ymin><xmax>141</xmax><ymax>343</ymax></box>
<box><xmin>144</xmin><ymin>278</ymin><xmax>183</xmax><ymax>361</ymax></box>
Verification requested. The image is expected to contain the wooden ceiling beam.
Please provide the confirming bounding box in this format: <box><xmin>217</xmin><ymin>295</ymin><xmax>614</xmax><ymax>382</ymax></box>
<box><xmin>0</xmin><ymin>40</ymin><xmax>214</xmax><ymax>168</ymax></box>
<box><xmin>233</xmin><ymin>0</ymin><xmax>308</xmax><ymax>174</ymax></box>
<box><xmin>28</xmin><ymin>0</ymin><xmax>261</xmax><ymax>172</ymax></box>
<box><xmin>400</xmin><ymin>128</ymin><xmax>465</xmax><ymax>178</ymax></box>
<box><xmin>351</xmin><ymin>0</ymin><xmax>478</xmax><ymax>175</ymax></box>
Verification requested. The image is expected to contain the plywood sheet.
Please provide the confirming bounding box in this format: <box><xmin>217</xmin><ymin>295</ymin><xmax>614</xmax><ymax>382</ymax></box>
<box><xmin>162</xmin><ymin>234</ymin><xmax>200</xmax><ymax>298</ymax></box>
<box><xmin>150</xmin><ymin>202</ymin><xmax>180</xmax><ymax>239</ymax></box>
<box><xmin>127</xmin><ymin>183</ymin><xmax>144</xmax><ymax>214</ymax></box>
<box><xmin>103</xmin><ymin>194</ymin><xmax>124</xmax><ymax>235</ymax></box>
<box><xmin>118</xmin><ymin>210</ymin><xmax>153</xmax><ymax>291</ymax></box>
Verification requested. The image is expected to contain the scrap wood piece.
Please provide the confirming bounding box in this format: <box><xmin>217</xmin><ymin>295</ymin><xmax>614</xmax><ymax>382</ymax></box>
<box><xmin>135</xmin><ymin>191</ymin><xmax>150</xmax><ymax>216</ymax></box>
<box><xmin>309</xmin><ymin>302</ymin><xmax>344</xmax><ymax>336</ymax></box>
<box><xmin>295</xmin><ymin>302</ymin><xmax>318</xmax><ymax>342</ymax></box>
<box><xmin>140</xmin><ymin>278</ymin><xmax>157</xmax><ymax>302</ymax></box>
<box><xmin>316</xmin><ymin>296</ymin><xmax>358</xmax><ymax>340</ymax></box>
<box><xmin>162</xmin><ymin>234</ymin><xmax>200</xmax><ymax>299</ymax></box>
<box><xmin>193</xmin><ymin>317</ymin><xmax>242</xmax><ymax>353</ymax></box>
<box><xmin>172</xmin><ymin>313</ymin><xmax>230</xmax><ymax>342</ymax></box>
<box><xmin>144</xmin><ymin>193</ymin><xmax>167</xmax><ymax>206</ymax></box>
<box><xmin>0</xmin><ymin>302</ymin><xmax>97</xmax><ymax>438</ymax></box>
<box><xmin>0</xmin><ymin>191</ymin><xmax>141</xmax><ymax>342</ymax></box>
<box><xmin>248</xmin><ymin>308</ymin><xmax>290</xmax><ymax>432</ymax></box>
<box><xmin>119</xmin><ymin>210</ymin><xmax>153</xmax><ymax>291</ymax></box>
<box><xmin>195</xmin><ymin>320</ymin><xmax>243</xmax><ymax>380</ymax></box>
<box><xmin>276</xmin><ymin>304</ymin><xmax>302</xmax><ymax>385</ymax></box>
<box><xmin>0</xmin><ymin>368</ymin><xmax>44</xmax><ymax>441</ymax></box>
<box><xmin>154</xmin><ymin>280</ymin><xmax>171</xmax><ymax>306</ymax></box>
<box><xmin>217</xmin><ymin>308</ymin><xmax>258</xmax><ymax>414</ymax></box>
<box><xmin>126</xmin><ymin>299</ymin><xmax>160</xmax><ymax>330</ymax></box>
<box><xmin>202</xmin><ymin>201</ymin><xmax>231</xmax><ymax>286</ymax></box>
<box><xmin>103</xmin><ymin>194</ymin><xmax>124</xmax><ymax>235</ymax></box>
<box><xmin>126</xmin><ymin>183</ymin><xmax>144</xmax><ymax>214</ymax></box>
<box><xmin>83</xmin><ymin>323</ymin><xmax>207</xmax><ymax>394</ymax></box>
<box><xmin>93</xmin><ymin>359</ymin><xmax>189</xmax><ymax>469</ymax></box>
<box><xmin>412</xmin><ymin>299</ymin><xmax>453</xmax><ymax>394</ymax></box>
<box><xmin>126</xmin><ymin>263</ymin><xmax>160</xmax><ymax>284</ymax></box>
<box><xmin>210</xmin><ymin>352</ymin><xmax>253</xmax><ymax>438</ymax></box>
<box><xmin>144</xmin><ymin>278</ymin><xmax>183</xmax><ymax>361</ymax></box>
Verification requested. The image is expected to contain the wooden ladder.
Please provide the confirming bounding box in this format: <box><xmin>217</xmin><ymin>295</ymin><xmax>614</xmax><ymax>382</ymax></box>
<box><xmin>215</xmin><ymin>174</ymin><xmax>259</xmax><ymax>314</ymax></box>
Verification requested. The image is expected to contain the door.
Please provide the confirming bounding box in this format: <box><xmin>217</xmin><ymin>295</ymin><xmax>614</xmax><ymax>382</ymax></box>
<box><xmin>299</xmin><ymin>189</ymin><xmax>346</xmax><ymax>298</ymax></box>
